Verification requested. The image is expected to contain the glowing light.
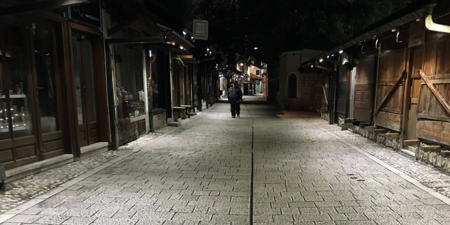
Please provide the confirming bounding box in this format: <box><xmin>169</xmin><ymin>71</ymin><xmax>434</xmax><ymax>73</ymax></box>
<box><xmin>339</xmin><ymin>50</ymin><xmax>344</xmax><ymax>54</ymax></box>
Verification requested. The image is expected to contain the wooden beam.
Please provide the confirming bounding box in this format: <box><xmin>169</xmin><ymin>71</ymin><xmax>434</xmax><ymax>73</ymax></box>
<box><xmin>385</xmin><ymin>133</ymin><xmax>399</xmax><ymax>138</ymax></box>
<box><xmin>423</xmin><ymin>146</ymin><xmax>441</xmax><ymax>153</ymax></box>
<box><xmin>419</xmin><ymin>69</ymin><xmax>450</xmax><ymax>117</ymax></box>
<box><xmin>0</xmin><ymin>0</ymin><xmax>90</xmax><ymax>17</ymax></box>
<box><xmin>365</xmin><ymin>126</ymin><xmax>377</xmax><ymax>131</ymax></box>
<box><xmin>315</xmin><ymin>62</ymin><xmax>335</xmax><ymax>72</ymax></box>
<box><xmin>374</xmin><ymin>129</ymin><xmax>388</xmax><ymax>134</ymax></box>
<box><xmin>374</xmin><ymin>70</ymin><xmax>406</xmax><ymax>116</ymax></box>
<box><xmin>404</xmin><ymin>140</ymin><xmax>420</xmax><ymax>146</ymax></box>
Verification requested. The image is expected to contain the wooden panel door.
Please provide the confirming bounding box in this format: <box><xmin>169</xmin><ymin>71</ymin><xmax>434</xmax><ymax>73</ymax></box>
<box><xmin>406</xmin><ymin>47</ymin><xmax>423</xmax><ymax>140</ymax></box>
<box><xmin>353</xmin><ymin>53</ymin><xmax>376</xmax><ymax>123</ymax></box>
<box><xmin>71</xmin><ymin>31</ymin><xmax>98</xmax><ymax>147</ymax></box>
<box><xmin>374</xmin><ymin>48</ymin><xmax>406</xmax><ymax>131</ymax></box>
<box><xmin>416</xmin><ymin>38</ymin><xmax>450</xmax><ymax>146</ymax></box>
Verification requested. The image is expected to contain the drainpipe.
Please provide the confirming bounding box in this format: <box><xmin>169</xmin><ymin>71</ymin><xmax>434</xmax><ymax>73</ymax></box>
<box><xmin>425</xmin><ymin>14</ymin><xmax>450</xmax><ymax>33</ymax></box>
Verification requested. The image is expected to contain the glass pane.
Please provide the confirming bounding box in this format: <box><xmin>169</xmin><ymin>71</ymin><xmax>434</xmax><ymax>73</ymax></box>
<box><xmin>83</xmin><ymin>39</ymin><xmax>96</xmax><ymax>122</ymax></box>
<box><xmin>4</xmin><ymin>25</ymin><xmax>34</xmax><ymax>138</ymax></box>
<box><xmin>72</xmin><ymin>34</ymin><xmax>84</xmax><ymax>125</ymax></box>
<box><xmin>0</xmin><ymin>49</ymin><xmax>10</xmax><ymax>139</ymax></box>
<box><xmin>34</xmin><ymin>25</ymin><xmax>59</xmax><ymax>133</ymax></box>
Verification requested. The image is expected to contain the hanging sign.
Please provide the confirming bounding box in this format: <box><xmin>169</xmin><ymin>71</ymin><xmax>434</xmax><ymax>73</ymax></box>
<box><xmin>69</xmin><ymin>0</ymin><xmax>101</xmax><ymax>28</ymax></box>
<box><xmin>193</xmin><ymin>19</ymin><xmax>208</xmax><ymax>40</ymax></box>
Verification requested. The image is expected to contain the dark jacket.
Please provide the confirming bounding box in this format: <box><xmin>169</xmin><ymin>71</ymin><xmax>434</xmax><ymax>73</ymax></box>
<box><xmin>228</xmin><ymin>87</ymin><xmax>243</xmax><ymax>102</ymax></box>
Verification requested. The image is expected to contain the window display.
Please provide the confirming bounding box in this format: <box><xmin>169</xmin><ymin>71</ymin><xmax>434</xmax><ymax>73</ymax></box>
<box><xmin>115</xmin><ymin>45</ymin><xmax>146</xmax><ymax>119</ymax></box>
<box><xmin>0</xmin><ymin>25</ymin><xmax>33</xmax><ymax>140</ymax></box>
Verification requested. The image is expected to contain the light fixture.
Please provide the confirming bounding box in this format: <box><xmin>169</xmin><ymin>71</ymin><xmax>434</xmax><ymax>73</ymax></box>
<box><xmin>171</xmin><ymin>41</ymin><xmax>176</xmax><ymax>46</ymax></box>
<box><xmin>254</xmin><ymin>47</ymin><xmax>258</xmax><ymax>50</ymax></box>
<box><xmin>327</xmin><ymin>55</ymin><xmax>329</xmax><ymax>58</ymax></box>
<box><xmin>391</xmin><ymin>28</ymin><xmax>398</xmax><ymax>32</ymax></box>
<box><xmin>311</xmin><ymin>65</ymin><xmax>313</xmax><ymax>68</ymax></box>
<box><xmin>207</xmin><ymin>48</ymin><xmax>209</xmax><ymax>51</ymax></box>
<box><xmin>182</xmin><ymin>31</ymin><xmax>186</xmax><ymax>35</ymax></box>
<box><xmin>251</xmin><ymin>66</ymin><xmax>254</xmax><ymax>68</ymax></box>
<box><xmin>240</xmin><ymin>63</ymin><xmax>243</xmax><ymax>66</ymax></box>
<box><xmin>319</xmin><ymin>58</ymin><xmax>323</xmax><ymax>63</ymax></box>
<box><xmin>148</xmin><ymin>50</ymin><xmax>152</xmax><ymax>57</ymax></box>
<box><xmin>180</xmin><ymin>45</ymin><xmax>184</xmax><ymax>50</ymax></box>
<box><xmin>331</xmin><ymin>54</ymin><xmax>335</xmax><ymax>57</ymax></box>
<box><xmin>339</xmin><ymin>50</ymin><xmax>344</xmax><ymax>54</ymax></box>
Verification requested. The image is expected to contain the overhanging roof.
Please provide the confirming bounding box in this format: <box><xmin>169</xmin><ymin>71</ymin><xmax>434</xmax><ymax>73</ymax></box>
<box><xmin>314</xmin><ymin>0</ymin><xmax>437</xmax><ymax>60</ymax></box>
<box><xmin>0</xmin><ymin>0</ymin><xmax>91</xmax><ymax>17</ymax></box>
<box><xmin>158</xmin><ymin>24</ymin><xmax>195</xmax><ymax>50</ymax></box>
<box><xmin>105</xmin><ymin>36</ymin><xmax>164</xmax><ymax>45</ymax></box>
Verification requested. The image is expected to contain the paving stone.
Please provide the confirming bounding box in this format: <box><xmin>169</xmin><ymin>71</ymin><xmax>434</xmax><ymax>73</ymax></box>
<box><xmin>2</xmin><ymin>105</ymin><xmax>450</xmax><ymax>225</ymax></box>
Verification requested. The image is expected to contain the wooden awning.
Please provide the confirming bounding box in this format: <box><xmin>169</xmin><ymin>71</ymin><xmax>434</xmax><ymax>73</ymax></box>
<box><xmin>158</xmin><ymin>24</ymin><xmax>195</xmax><ymax>50</ymax></box>
<box><xmin>0</xmin><ymin>0</ymin><xmax>91</xmax><ymax>17</ymax></box>
<box><xmin>180</xmin><ymin>55</ymin><xmax>199</xmax><ymax>64</ymax></box>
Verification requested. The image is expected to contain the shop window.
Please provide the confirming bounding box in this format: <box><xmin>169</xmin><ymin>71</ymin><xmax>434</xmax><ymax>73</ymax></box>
<box><xmin>34</xmin><ymin>25</ymin><xmax>59</xmax><ymax>133</ymax></box>
<box><xmin>1</xmin><ymin>25</ymin><xmax>34</xmax><ymax>139</ymax></box>
<box><xmin>115</xmin><ymin>45</ymin><xmax>146</xmax><ymax>119</ymax></box>
<box><xmin>287</xmin><ymin>74</ymin><xmax>297</xmax><ymax>98</ymax></box>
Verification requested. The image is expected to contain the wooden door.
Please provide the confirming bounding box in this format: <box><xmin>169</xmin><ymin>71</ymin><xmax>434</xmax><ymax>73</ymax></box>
<box><xmin>406</xmin><ymin>47</ymin><xmax>423</xmax><ymax>140</ymax></box>
<box><xmin>353</xmin><ymin>53</ymin><xmax>376</xmax><ymax>123</ymax></box>
<box><xmin>374</xmin><ymin>48</ymin><xmax>407</xmax><ymax>131</ymax></box>
<box><xmin>71</xmin><ymin>31</ymin><xmax>98</xmax><ymax>147</ymax></box>
<box><xmin>416</xmin><ymin>38</ymin><xmax>450</xmax><ymax>146</ymax></box>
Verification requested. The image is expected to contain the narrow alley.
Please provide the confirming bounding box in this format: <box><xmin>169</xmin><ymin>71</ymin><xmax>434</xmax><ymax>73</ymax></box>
<box><xmin>1</xmin><ymin>102</ymin><xmax>450</xmax><ymax>225</ymax></box>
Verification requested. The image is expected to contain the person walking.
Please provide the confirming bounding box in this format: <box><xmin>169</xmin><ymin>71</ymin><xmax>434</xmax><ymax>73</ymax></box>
<box><xmin>227</xmin><ymin>81</ymin><xmax>243</xmax><ymax>118</ymax></box>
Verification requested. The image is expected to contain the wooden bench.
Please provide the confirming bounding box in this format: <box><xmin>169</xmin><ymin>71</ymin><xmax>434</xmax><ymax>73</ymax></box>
<box><xmin>180</xmin><ymin>105</ymin><xmax>193</xmax><ymax>118</ymax></box>
<box><xmin>173</xmin><ymin>106</ymin><xmax>186</xmax><ymax>122</ymax></box>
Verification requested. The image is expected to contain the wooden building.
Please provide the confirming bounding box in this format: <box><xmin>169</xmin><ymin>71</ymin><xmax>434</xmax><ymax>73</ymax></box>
<box><xmin>303</xmin><ymin>0</ymin><xmax>450</xmax><ymax>163</ymax></box>
<box><xmin>0</xmin><ymin>0</ymin><xmax>109</xmax><ymax>172</ymax></box>
<box><xmin>0</xmin><ymin>0</ymin><xmax>200</xmax><ymax>178</ymax></box>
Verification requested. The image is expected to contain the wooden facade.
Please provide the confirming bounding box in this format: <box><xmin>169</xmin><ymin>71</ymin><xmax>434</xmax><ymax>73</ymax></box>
<box><xmin>0</xmin><ymin>1</ymin><xmax>109</xmax><ymax>170</ymax></box>
<box><xmin>311</xmin><ymin>0</ymin><xmax>450</xmax><ymax>151</ymax></box>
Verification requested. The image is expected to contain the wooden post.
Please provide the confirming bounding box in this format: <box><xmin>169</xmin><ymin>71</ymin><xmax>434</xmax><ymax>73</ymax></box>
<box><xmin>385</xmin><ymin>133</ymin><xmax>400</xmax><ymax>138</ymax></box>
<box><xmin>404</xmin><ymin>140</ymin><xmax>420</xmax><ymax>146</ymax></box>
<box><xmin>374</xmin><ymin>129</ymin><xmax>387</xmax><ymax>134</ymax></box>
<box><xmin>423</xmin><ymin>146</ymin><xmax>441</xmax><ymax>153</ymax></box>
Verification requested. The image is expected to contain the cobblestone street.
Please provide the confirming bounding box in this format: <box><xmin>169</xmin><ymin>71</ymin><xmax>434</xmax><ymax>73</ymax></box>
<box><xmin>1</xmin><ymin>102</ymin><xmax>450</xmax><ymax>224</ymax></box>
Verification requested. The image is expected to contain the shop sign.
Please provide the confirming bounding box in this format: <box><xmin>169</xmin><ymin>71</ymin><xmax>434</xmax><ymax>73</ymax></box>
<box><xmin>69</xmin><ymin>0</ymin><xmax>101</xmax><ymax>28</ymax></box>
<box><xmin>408</xmin><ymin>21</ymin><xmax>425</xmax><ymax>48</ymax></box>
<box><xmin>193</xmin><ymin>19</ymin><xmax>208</xmax><ymax>40</ymax></box>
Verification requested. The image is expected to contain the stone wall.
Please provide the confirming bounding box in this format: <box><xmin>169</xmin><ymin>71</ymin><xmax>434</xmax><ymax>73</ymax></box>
<box><xmin>324</xmin><ymin>117</ymin><xmax>450</xmax><ymax>172</ymax></box>
<box><xmin>153</xmin><ymin>112</ymin><xmax>167</xmax><ymax>130</ymax></box>
<box><xmin>118</xmin><ymin>120</ymin><xmax>141</xmax><ymax>146</ymax></box>
<box><xmin>415</xmin><ymin>143</ymin><xmax>450</xmax><ymax>172</ymax></box>
<box><xmin>350</xmin><ymin>125</ymin><xmax>402</xmax><ymax>150</ymax></box>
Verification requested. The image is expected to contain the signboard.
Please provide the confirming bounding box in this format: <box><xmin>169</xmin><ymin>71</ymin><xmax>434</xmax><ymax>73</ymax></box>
<box><xmin>408</xmin><ymin>21</ymin><xmax>426</xmax><ymax>48</ymax></box>
<box><xmin>69</xmin><ymin>0</ymin><xmax>101</xmax><ymax>28</ymax></box>
<box><xmin>193</xmin><ymin>19</ymin><xmax>208</xmax><ymax>40</ymax></box>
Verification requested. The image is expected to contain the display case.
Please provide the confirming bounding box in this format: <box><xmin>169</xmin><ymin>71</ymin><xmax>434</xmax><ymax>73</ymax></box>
<box><xmin>0</xmin><ymin>94</ymin><xmax>33</xmax><ymax>139</ymax></box>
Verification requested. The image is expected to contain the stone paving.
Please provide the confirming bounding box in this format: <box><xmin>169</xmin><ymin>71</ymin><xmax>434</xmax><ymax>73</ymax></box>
<box><xmin>1</xmin><ymin>103</ymin><xmax>450</xmax><ymax>224</ymax></box>
<box><xmin>0</xmin><ymin>126</ymin><xmax>177</xmax><ymax>215</ymax></box>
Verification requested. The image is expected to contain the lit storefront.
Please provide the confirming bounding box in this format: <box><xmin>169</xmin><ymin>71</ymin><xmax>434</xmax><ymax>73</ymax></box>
<box><xmin>0</xmin><ymin>1</ymin><xmax>109</xmax><ymax>170</ymax></box>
